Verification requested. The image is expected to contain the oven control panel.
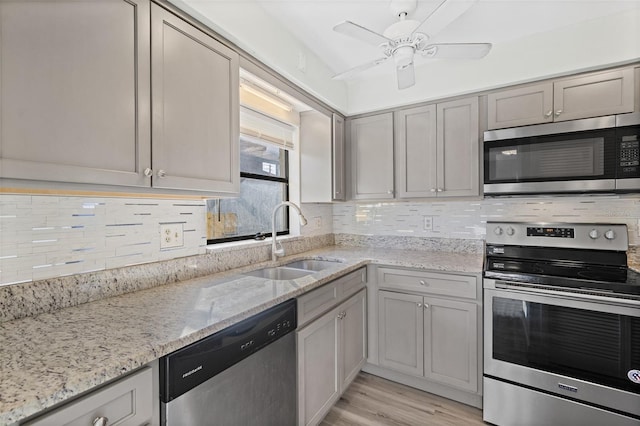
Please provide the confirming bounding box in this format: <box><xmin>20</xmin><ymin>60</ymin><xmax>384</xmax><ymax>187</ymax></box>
<box><xmin>486</xmin><ymin>222</ymin><xmax>628</xmax><ymax>251</ymax></box>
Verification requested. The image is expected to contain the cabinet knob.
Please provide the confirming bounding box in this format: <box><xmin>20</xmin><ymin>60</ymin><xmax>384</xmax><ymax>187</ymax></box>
<box><xmin>555</xmin><ymin>109</ymin><xmax>563</xmax><ymax>117</ymax></box>
<box><xmin>430</xmin><ymin>188</ymin><xmax>437</xmax><ymax>192</ymax></box>
<box><xmin>143</xmin><ymin>168</ymin><xmax>153</xmax><ymax>177</ymax></box>
<box><xmin>544</xmin><ymin>110</ymin><xmax>553</xmax><ymax>118</ymax></box>
<box><xmin>424</xmin><ymin>303</ymin><xmax>430</xmax><ymax>309</ymax></box>
<box><xmin>436</xmin><ymin>188</ymin><xmax>443</xmax><ymax>192</ymax></box>
<box><xmin>417</xmin><ymin>303</ymin><xmax>423</xmax><ymax>308</ymax></box>
<box><xmin>387</xmin><ymin>190</ymin><xmax>394</xmax><ymax>195</ymax></box>
<box><xmin>419</xmin><ymin>280</ymin><xmax>426</xmax><ymax>286</ymax></box>
<box><xmin>93</xmin><ymin>417</ymin><xmax>109</xmax><ymax>426</ymax></box>
<box><xmin>157</xmin><ymin>170</ymin><xmax>167</xmax><ymax>178</ymax></box>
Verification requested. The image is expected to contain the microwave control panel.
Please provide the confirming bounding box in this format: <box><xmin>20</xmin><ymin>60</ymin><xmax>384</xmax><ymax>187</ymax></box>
<box><xmin>619</xmin><ymin>134</ymin><xmax>639</xmax><ymax>176</ymax></box>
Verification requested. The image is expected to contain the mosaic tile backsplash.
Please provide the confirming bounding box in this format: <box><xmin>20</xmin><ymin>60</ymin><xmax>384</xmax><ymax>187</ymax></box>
<box><xmin>332</xmin><ymin>195</ymin><xmax>640</xmax><ymax>246</ymax></box>
<box><xmin>0</xmin><ymin>195</ymin><xmax>207</xmax><ymax>285</ymax></box>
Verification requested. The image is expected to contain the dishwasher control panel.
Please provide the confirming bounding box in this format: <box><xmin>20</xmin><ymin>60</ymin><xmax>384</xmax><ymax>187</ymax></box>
<box><xmin>160</xmin><ymin>299</ymin><xmax>297</xmax><ymax>402</ymax></box>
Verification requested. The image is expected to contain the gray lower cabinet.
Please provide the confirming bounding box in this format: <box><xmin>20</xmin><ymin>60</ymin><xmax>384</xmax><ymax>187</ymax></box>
<box><xmin>373</xmin><ymin>266</ymin><xmax>481</xmax><ymax>403</ymax></box>
<box><xmin>0</xmin><ymin>0</ymin><xmax>151</xmax><ymax>187</ymax></box>
<box><xmin>348</xmin><ymin>113</ymin><xmax>395</xmax><ymax>200</ymax></box>
<box><xmin>395</xmin><ymin>97</ymin><xmax>480</xmax><ymax>198</ymax></box>
<box><xmin>150</xmin><ymin>4</ymin><xmax>239</xmax><ymax>193</ymax></box>
<box><xmin>488</xmin><ymin>66</ymin><xmax>635</xmax><ymax>129</ymax></box>
<box><xmin>23</xmin><ymin>367</ymin><xmax>153</xmax><ymax>426</ymax></box>
<box><xmin>378</xmin><ymin>290</ymin><xmax>478</xmax><ymax>393</ymax></box>
<box><xmin>297</xmin><ymin>270</ymin><xmax>367</xmax><ymax>426</ymax></box>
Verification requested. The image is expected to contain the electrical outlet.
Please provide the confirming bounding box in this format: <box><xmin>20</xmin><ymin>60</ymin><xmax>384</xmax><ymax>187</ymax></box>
<box><xmin>313</xmin><ymin>217</ymin><xmax>323</xmax><ymax>229</ymax></box>
<box><xmin>424</xmin><ymin>216</ymin><xmax>433</xmax><ymax>231</ymax></box>
<box><xmin>160</xmin><ymin>223</ymin><xmax>184</xmax><ymax>249</ymax></box>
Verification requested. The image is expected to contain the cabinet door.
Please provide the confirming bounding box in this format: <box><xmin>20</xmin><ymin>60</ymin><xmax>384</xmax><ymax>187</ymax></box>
<box><xmin>436</xmin><ymin>97</ymin><xmax>479</xmax><ymax>197</ymax></box>
<box><xmin>487</xmin><ymin>83</ymin><xmax>553</xmax><ymax>129</ymax></box>
<box><xmin>300</xmin><ymin>111</ymin><xmax>332</xmax><ymax>202</ymax></box>
<box><xmin>378</xmin><ymin>291</ymin><xmax>424</xmax><ymax>377</ymax></box>
<box><xmin>395</xmin><ymin>105</ymin><xmax>438</xmax><ymax>198</ymax></box>
<box><xmin>297</xmin><ymin>308</ymin><xmax>340</xmax><ymax>426</ymax></box>
<box><xmin>151</xmin><ymin>5</ymin><xmax>239</xmax><ymax>193</ymax></box>
<box><xmin>0</xmin><ymin>0</ymin><xmax>150</xmax><ymax>187</ymax></box>
<box><xmin>349</xmin><ymin>113</ymin><xmax>394</xmax><ymax>199</ymax></box>
<box><xmin>553</xmin><ymin>67</ymin><xmax>635</xmax><ymax>122</ymax></box>
<box><xmin>423</xmin><ymin>297</ymin><xmax>478</xmax><ymax>392</ymax></box>
<box><xmin>332</xmin><ymin>114</ymin><xmax>347</xmax><ymax>201</ymax></box>
<box><xmin>339</xmin><ymin>289</ymin><xmax>367</xmax><ymax>392</ymax></box>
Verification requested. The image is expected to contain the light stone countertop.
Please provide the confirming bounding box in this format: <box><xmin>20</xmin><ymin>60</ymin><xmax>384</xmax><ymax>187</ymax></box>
<box><xmin>0</xmin><ymin>245</ymin><xmax>483</xmax><ymax>425</ymax></box>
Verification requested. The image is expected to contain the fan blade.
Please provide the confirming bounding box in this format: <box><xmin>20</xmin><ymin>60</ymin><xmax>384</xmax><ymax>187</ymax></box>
<box><xmin>334</xmin><ymin>21</ymin><xmax>393</xmax><ymax>46</ymax></box>
<box><xmin>421</xmin><ymin>43</ymin><xmax>491</xmax><ymax>59</ymax></box>
<box><xmin>397</xmin><ymin>63</ymin><xmax>415</xmax><ymax>90</ymax></box>
<box><xmin>413</xmin><ymin>0</ymin><xmax>478</xmax><ymax>37</ymax></box>
<box><xmin>332</xmin><ymin>57</ymin><xmax>389</xmax><ymax>80</ymax></box>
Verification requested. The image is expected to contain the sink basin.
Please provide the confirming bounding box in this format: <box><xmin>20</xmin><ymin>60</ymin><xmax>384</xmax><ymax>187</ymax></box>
<box><xmin>284</xmin><ymin>259</ymin><xmax>341</xmax><ymax>272</ymax></box>
<box><xmin>244</xmin><ymin>266</ymin><xmax>312</xmax><ymax>280</ymax></box>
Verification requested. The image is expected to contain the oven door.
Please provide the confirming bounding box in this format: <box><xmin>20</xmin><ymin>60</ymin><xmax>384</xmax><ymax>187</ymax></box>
<box><xmin>483</xmin><ymin>125</ymin><xmax>617</xmax><ymax>195</ymax></box>
<box><xmin>484</xmin><ymin>279</ymin><xmax>640</xmax><ymax>418</ymax></box>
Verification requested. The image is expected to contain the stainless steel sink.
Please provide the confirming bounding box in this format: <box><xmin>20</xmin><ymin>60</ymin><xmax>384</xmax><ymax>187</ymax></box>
<box><xmin>283</xmin><ymin>259</ymin><xmax>341</xmax><ymax>272</ymax></box>
<box><xmin>244</xmin><ymin>266</ymin><xmax>312</xmax><ymax>280</ymax></box>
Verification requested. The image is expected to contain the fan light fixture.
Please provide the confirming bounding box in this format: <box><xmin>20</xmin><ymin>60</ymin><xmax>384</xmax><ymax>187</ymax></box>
<box><xmin>240</xmin><ymin>80</ymin><xmax>293</xmax><ymax>112</ymax></box>
<box><xmin>332</xmin><ymin>0</ymin><xmax>491</xmax><ymax>90</ymax></box>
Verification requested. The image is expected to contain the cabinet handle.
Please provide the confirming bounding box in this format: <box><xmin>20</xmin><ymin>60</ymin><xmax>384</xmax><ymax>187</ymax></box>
<box><xmin>157</xmin><ymin>170</ymin><xmax>167</xmax><ymax>178</ymax></box>
<box><xmin>419</xmin><ymin>280</ymin><xmax>426</xmax><ymax>286</ymax></box>
<box><xmin>544</xmin><ymin>110</ymin><xmax>553</xmax><ymax>118</ymax></box>
<box><xmin>424</xmin><ymin>303</ymin><xmax>430</xmax><ymax>309</ymax></box>
<box><xmin>93</xmin><ymin>417</ymin><xmax>109</xmax><ymax>426</ymax></box>
<box><xmin>387</xmin><ymin>190</ymin><xmax>394</xmax><ymax>195</ymax></box>
<box><xmin>436</xmin><ymin>188</ymin><xmax>443</xmax><ymax>192</ymax></box>
<box><xmin>430</xmin><ymin>188</ymin><xmax>437</xmax><ymax>192</ymax></box>
<box><xmin>143</xmin><ymin>168</ymin><xmax>153</xmax><ymax>177</ymax></box>
<box><xmin>555</xmin><ymin>109</ymin><xmax>562</xmax><ymax>117</ymax></box>
<box><xmin>417</xmin><ymin>303</ymin><xmax>423</xmax><ymax>308</ymax></box>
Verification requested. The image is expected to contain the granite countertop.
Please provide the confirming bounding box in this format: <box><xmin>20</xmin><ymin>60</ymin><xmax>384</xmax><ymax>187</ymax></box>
<box><xmin>0</xmin><ymin>246</ymin><xmax>483</xmax><ymax>424</ymax></box>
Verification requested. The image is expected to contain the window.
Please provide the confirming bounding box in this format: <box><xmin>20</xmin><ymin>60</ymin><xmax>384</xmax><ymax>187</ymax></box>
<box><xmin>207</xmin><ymin>107</ymin><xmax>294</xmax><ymax>244</ymax></box>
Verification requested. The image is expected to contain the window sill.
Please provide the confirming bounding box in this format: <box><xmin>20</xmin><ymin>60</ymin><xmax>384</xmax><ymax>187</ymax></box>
<box><xmin>205</xmin><ymin>234</ymin><xmax>305</xmax><ymax>254</ymax></box>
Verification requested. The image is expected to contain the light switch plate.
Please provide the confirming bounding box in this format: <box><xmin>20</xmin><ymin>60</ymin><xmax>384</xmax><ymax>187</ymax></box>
<box><xmin>160</xmin><ymin>223</ymin><xmax>184</xmax><ymax>249</ymax></box>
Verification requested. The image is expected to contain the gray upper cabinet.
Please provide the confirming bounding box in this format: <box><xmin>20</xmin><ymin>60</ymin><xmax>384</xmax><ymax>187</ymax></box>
<box><xmin>395</xmin><ymin>105</ymin><xmax>437</xmax><ymax>198</ymax></box>
<box><xmin>0</xmin><ymin>0</ymin><xmax>151</xmax><ymax>187</ymax></box>
<box><xmin>349</xmin><ymin>113</ymin><xmax>394</xmax><ymax>200</ymax></box>
<box><xmin>488</xmin><ymin>67</ymin><xmax>635</xmax><ymax>129</ymax></box>
<box><xmin>332</xmin><ymin>114</ymin><xmax>347</xmax><ymax>201</ymax></box>
<box><xmin>437</xmin><ymin>98</ymin><xmax>480</xmax><ymax>197</ymax></box>
<box><xmin>395</xmin><ymin>97</ymin><xmax>479</xmax><ymax>199</ymax></box>
<box><xmin>151</xmin><ymin>4</ymin><xmax>239</xmax><ymax>193</ymax></box>
<box><xmin>487</xmin><ymin>83</ymin><xmax>553</xmax><ymax>129</ymax></box>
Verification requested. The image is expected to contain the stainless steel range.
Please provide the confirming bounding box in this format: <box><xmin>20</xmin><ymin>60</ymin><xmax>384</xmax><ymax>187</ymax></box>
<box><xmin>483</xmin><ymin>222</ymin><xmax>640</xmax><ymax>426</ymax></box>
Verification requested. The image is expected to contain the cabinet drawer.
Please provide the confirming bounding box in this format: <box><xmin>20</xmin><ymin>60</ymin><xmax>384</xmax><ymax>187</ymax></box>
<box><xmin>25</xmin><ymin>367</ymin><xmax>153</xmax><ymax>426</ymax></box>
<box><xmin>377</xmin><ymin>267</ymin><xmax>476</xmax><ymax>299</ymax></box>
<box><xmin>297</xmin><ymin>268</ymin><xmax>366</xmax><ymax>327</ymax></box>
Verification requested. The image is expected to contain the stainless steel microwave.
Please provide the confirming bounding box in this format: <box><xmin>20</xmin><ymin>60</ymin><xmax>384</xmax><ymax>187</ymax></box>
<box><xmin>483</xmin><ymin>116</ymin><xmax>640</xmax><ymax>195</ymax></box>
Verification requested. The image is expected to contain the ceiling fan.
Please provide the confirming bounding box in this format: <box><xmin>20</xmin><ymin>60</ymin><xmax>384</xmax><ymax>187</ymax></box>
<box><xmin>332</xmin><ymin>0</ymin><xmax>492</xmax><ymax>89</ymax></box>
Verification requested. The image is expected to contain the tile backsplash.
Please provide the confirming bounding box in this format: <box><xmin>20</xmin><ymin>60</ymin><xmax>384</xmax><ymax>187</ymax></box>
<box><xmin>332</xmin><ymin>195</ymin><xmax>640</xmax><ymax>245</ymax></box>
<box><xmin>0</xmin><ymin>195</ymin><xmax>207</xmax><ymax>285</ymax></box>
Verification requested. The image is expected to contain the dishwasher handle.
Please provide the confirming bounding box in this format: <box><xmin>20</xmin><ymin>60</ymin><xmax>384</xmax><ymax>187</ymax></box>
<box><xmin>159</xmin><ymin>299</ymin><xmax>297</xmax><ymax>403</ymax></box>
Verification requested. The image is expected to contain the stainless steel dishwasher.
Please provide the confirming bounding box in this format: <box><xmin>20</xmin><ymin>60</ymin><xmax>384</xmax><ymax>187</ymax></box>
<box><xmin>160</xmin><ymin>299</ymin><xmax>297</xmax><ymax>425</ymax></box>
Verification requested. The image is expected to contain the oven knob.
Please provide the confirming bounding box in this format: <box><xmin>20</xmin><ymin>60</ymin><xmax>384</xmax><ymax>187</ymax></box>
<box><xmin>589</xmin><ymin>229</ymin><xmax>599</xmax><ymax>239</ymax></box>
<box><xmin>605</xmin><ymin>229</ymin><xmax>616</xmax><ymax>240</ymax></box>
<box><xmin>506</xmin><ymin>226</ymin><xmax>515</xmax><ymax>236</ymax></box>
<box><xmin>494</xmin><ymin>226</ymin><xmax>503</xmax><ymax>236</ymax></box>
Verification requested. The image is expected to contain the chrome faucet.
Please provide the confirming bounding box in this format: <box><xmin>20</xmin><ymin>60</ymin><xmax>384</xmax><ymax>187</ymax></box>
<box><xmin>272</xmin><ymin>201</ymin><xmax>307</xmax><ymax>261</ymax></box>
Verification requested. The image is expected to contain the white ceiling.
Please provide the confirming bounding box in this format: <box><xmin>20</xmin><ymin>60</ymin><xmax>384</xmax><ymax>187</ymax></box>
<box><xmin>253</xmin><ymin>0</ymin><xmax>640</xmax><ymax>78</ymax></box>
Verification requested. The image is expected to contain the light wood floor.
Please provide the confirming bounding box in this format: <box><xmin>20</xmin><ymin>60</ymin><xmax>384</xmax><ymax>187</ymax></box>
<box><xmin>320</xmin><ymin>373</ymin><xmax>485</xmax><ymax>426</ymax></box>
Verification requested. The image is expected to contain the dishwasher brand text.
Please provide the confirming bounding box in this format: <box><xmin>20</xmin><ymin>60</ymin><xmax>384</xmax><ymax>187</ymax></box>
<box><xmin>182</xmin><ymin>365</ymin><xmax>203</xmax><ymax>379</ymax></box>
